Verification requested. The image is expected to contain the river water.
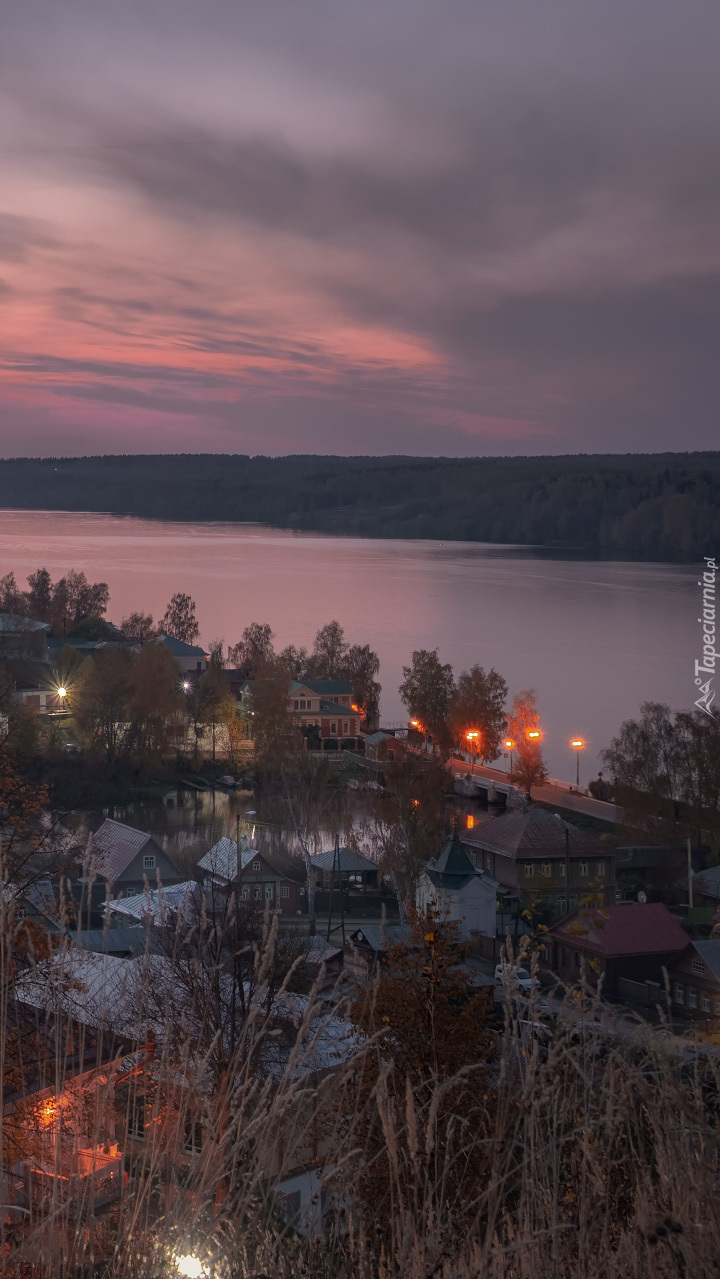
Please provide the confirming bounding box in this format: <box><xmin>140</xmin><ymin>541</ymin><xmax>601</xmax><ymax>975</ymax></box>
<box><xmin>0</xmin><ymin>509</ymin><xmax>698</xmax><ymax>783</ymax></box>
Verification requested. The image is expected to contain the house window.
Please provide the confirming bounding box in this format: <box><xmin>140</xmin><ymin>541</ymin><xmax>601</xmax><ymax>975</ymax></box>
<box><xmin>541</xmin><ymin>863</ymin><xmax>551</xmax><ymax>878</ymax></box>
<box><xmin>294</xmin><ymin>700</ymin><xmax>299</xmax><ymax>710</ymax></box>
<box><xmin>674</xmin><ymin>984</ymin><xmax>684</xmax><ymax>1005</ymax></box>
<box><xmin>557</xmin><ymin>898</ymin><xmax>567</xmax><ymax>914</ymax></box>
<box><xmin>127</xmin><ymin>1094</ymin><xmax>145</xmax><ymax>1140</ymax></box>
<box><xmin>331</xmin><ymin>722</ymin><xmax>337</xmax><ymax>735</ymax></box>
<box><xmin>343</xmin><ymin>721</ymin><xmax>349</xmax><ymax>735</ymax></box>
<box><xmin>688</xmin><ymin>988</ymin><xmax>697</xmax><ymax>1009</ymax></box>
<box><xmin>253</xmin><ymin>888</ymin><xmax>261</xmax><ymax>900</ymax></box>
<box><xmin>569</xmin><ymin>896</ymin><xmax>577</xmax><ymax>910</ymax></box>
<box><xmin>525</xmin><ymin>864</ymin><xmax>534</xmax><ymax>878</ymax></box>
<box><xmin>253</xmin><ymin>860</ymin><xmax>261</xmax><ymax>872</ymax></box>
<box><xmin>265</xmin><ymin>885</ymin><xmax>273</xmax><ymax>900</ymax></box>
<box><xmin>702</xmin><ymin>995</ymin><xmax>710</xmax><ymax>1013</ymax></box>
<box><xmin>574</xmin><ymin>951</ymin><xmax>581</xmax><ymax>968</ymax></box>
<box><xmin>596</xmin><ymin>861</ymin><xmax>606</xmax><ymax>876</ymax></box>
<box><xmin>692</xmin><ymin>958</ymin><xmax>705</xmax><ymax>975</ymax></box>
<box><xmin>561</xmin><ymin>947</ymin><xmax>570</xmax><ymax>967</ymax></box>
<box><xmin>241</xmin><ymin>886</ymin><xmax>250</xmax><ymax>899</ymax></box>
<box><xmin>579</xmin><ymin>862</ymin><xmax>588</xmax><ymax>877</ymax></box>
<box><xmin>280</xmin><ymin>886</ymin><xmax>290</xmax><ymax>898</ymax></box>
<box><xmin>715</xmin><ymin>1000</ymin><xmax>720</xmax><ymax>1016</ymax></box>
<box><xmin>143</xmin><ymin>855</ymin><xmax>156</xmax><ymax>871</ymax></box>
<box><xmin>559</xmin><ymin>863</ymin><xmax>566</xmax><ymax>877</ymax></box>
<box><xmin>184</xmin><ymin>1121</ymin><xmax>203</xmax><ymax>1154</ymax></box>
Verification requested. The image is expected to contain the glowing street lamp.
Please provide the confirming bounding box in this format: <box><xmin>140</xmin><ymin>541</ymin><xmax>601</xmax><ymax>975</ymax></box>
<box><xmin>526</xmin><ymin>729</ymin><xmax>541</xmax><ymax>741</ymax></box>
<box><xmin>504</xmin><ymin>738</ymin><xmax>516</xmax><ymax>774</ymax></box>
<box><xmin>465</xmin><ymin>729</ymin><xmax>480</xmax><ymax>774</ymax></box>
<box><xmin>571</xmin><ymin>737</ymin><xmax>585</xmax><ymax>788</ymax></box>
<box><xmin>57</xmin><ymin>687</ymin><xmax>67</xmax><ymax>701</ymax></box>
<box><xmin>182</xmin><ymin>680</ymin><xmax>191</xmax><ymax>693</ymax></box>
<box><xmin>175</xmin><ymin>1256</ymin><xmax>209</xmax><ymax>1279</ymax></box>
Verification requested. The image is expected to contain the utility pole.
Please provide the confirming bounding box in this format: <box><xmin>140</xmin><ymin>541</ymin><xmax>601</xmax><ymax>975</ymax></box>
<box><xmin>688</xmin><ymin>837</ymin><xmax>693</xmax><ymax>910</ymax></box>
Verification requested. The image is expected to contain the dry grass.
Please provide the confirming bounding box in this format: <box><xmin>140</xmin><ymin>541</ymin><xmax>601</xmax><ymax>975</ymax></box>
<box><xmin>2</xmin><ymin>914</ymin><xmax>720</xmax><ymax>1279</ymax></box>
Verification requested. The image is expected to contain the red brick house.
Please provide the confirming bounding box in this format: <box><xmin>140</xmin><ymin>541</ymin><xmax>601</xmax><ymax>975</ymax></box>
<box><xmin>548</xmin><ymin>902</ymin><xmax>688</xmax><ymax>995</ymax></box>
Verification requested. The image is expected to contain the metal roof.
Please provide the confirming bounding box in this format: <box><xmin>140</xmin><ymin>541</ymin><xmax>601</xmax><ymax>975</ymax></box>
<box><xmin>462</xmin><ymin>805</ymin><xmax>606</xmax><ymax>861</ymax></box>
<box><xmin>310</xmin><ymin>847</ymin><xmax>378</xmax><ymax>873</ymax></box>
<box><xmin>107</xmin><ymin>880</ymin><xmax>200</xmax><ymax>924</ymax></box>
<box><xmin>687</xmin><ymin>940</ymin><xmax>720</xmax><ymax>983</ymax></box>
<box><xmin>426</xmin><ymin>830</ymin><xmax>483</xmax><ymax>891</ymax></box>
<box><xmin>159</xmin><ymin>634</ymin><xmax>208</xmax><ymax>657</ymax></box>
<box><xmin>291</xmin><ymin>679</ymin><xmax>353</xmax><ymax>696</ymax></box>
<box><xmin>89</xmin><ymin>818</ymin><xmax>160</xmax><ymax>882</ymax></box>
<box><xmin>68</xmin><ymin>925</ymin><xmax>163</xmax><ymax>955</ymax></box>
<box><xmin>550</xmin><ymin>902</ymin><xmax>688</xmax><ymax>957</ymax></box>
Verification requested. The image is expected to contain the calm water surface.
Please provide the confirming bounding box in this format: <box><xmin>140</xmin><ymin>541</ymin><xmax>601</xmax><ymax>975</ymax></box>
<box><xmin>0</xmin><ymin>510</ymin><xmax>698</xmax><ymax>782</ymax></box>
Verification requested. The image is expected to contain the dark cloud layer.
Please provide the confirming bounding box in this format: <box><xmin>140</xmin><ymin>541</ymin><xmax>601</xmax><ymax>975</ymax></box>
<box><xmin>0</xmin><ymin>0</ymin><xmax>718</xmax><ymax>454</ymax></box>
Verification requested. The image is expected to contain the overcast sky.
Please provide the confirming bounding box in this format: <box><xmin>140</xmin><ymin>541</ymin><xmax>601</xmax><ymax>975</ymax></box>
<box><xmin>1</xmin><ymin>1</ymin><xmax>718</xmax><ymax>457</ymax></box>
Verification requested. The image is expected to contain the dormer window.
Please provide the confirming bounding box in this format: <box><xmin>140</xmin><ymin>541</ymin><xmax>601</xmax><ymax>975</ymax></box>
<box><xmin>253</xmin><ymin>860</ymin><xmax>261</xmax><ymax>872</ymax></box>
<box><xmin>143</xmin><ymin>855</ymin><xmax>156</xmax><ymax>871</ymax></box>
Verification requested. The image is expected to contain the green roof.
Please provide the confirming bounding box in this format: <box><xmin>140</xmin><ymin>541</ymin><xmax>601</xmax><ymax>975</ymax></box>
<box><xmin>291</xmin><ymin>679</ymin><xmax>353</xmax><ymax>695</ymax></box>
<box><xmin>426</xmin><ymin>830</ymin><xmax>484</xmax><ymax>891</ymax></box>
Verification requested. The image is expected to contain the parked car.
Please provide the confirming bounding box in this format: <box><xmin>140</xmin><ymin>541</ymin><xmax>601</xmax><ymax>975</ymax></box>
<box><xmin>494</xmin><ymin>963</ymin><xmax>538</xmax><ymax>992</ymax></box>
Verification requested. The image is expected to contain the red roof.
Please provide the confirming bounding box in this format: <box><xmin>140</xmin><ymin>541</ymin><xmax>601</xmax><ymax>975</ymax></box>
<box><xmin>550</xmin><ymin>902</ymin><xmax>688</xmax><ymax>957</ymax></box>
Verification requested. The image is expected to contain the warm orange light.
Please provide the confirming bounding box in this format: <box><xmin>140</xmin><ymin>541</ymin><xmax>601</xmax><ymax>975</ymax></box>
<box><xmin>410</xmin><ymin>719</ymin><xmax>420</xmax><ymax>727</ymax></box>
<box><xmin>466</xmin><ymin>813</ymin><xmax>475</xmax><ymax>829</ymax></box>
<box><xmin>39</xmin><ymin>1099</ymin><xmax>59</xmax><ymax>1127</ymax></box>
<box><xmin>571</xmin><ymin>738</ymin><xmax>585</xmax><ymax>749</ymax></box>
<box><xmin>465</xmin><ymin>730</ymin><xmax>480</xmax><ymax>741</ymax></box>
<box><xmin>351</xmin><ymin>703</ymin><xmax>361</xmax><ymax>713</ymax></box>
<box><xmin>505</xmin><ymin>738</ymin><xmax>515</xmax><ymax>749</ymax></box>
<box><xmin>526</xmin><ymin>729</ymin><xmax>541</xmax><ymax>740</ymax></box>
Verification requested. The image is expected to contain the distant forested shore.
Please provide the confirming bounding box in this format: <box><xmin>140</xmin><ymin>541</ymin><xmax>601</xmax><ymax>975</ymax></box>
<box><xmin>1</xmin><ymin>451</ymin><xmax>718</xmax><ymax>561</ymax></box>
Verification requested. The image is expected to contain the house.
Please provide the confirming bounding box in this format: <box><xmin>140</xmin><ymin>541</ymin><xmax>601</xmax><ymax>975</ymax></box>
<box><xmin>0</xmin><ymin>612</ymin><xmax>49</xmax><ymax>662</ymax></box>
<box><xmin>614</xmin><ymin>845</ymin><xmax>688</xmax><ymax>905</ymax></box>
<box><xmin>547</xmin><ymin>902</ymin><xmax>688</xmax><ymax>996</ymax></box>
<box><xmin>462</xmin><ymin>804</ymin><xmax>616</xmax><ymax>921</ymax></box>
<box><xmin>159</xmin><ymin>633</ymin><xmax>209</xmax><ymax>677</ymax></box>
<box><xmin>666</xmin><ymin>939</ymin><xmax>720</xmax><ymax>1027</ymax></box>
<box><xmin>691</xmin><ymin>864</ymin><xmax>720</xmax><ymax>905</ymax></box>
<box><xmin>289</xmin><ymin>679</ymin><xmax>363</xmax><ymax>750</ymax></box>
<box><xmin>417</xmin><ymin>830</ymin><xmax>498</xmax><ymax>937</ymax></box>
<box><xmin>309</xmin><ymin>847</ymin><xmax>379</xmax><ymax>890</ymax></box>
<box><xmin>5</xmin><ymin>877</ymin><xmax>62</xmax><ymax>934</ymax></box>
<box><xmin>68</xmin><ymin>924</ymin><xmax>164</xmax><ymax>957</ymax></box>
<box><xmin>364</xmin><ymin>730</ymin><xmax>405</xmax><ymax>765</ymax></box>
<box><xmin>79</xmin><ymin>820</ymin><xmax>182</xmax><ymax>916</ymax></box>
<box><xmin>198</xmin><ymin>835</ymin><xmax>305</xmax><ymax>915</ymax></box>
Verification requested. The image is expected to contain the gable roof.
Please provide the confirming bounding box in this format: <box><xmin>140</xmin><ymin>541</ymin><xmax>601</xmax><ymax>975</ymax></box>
<box><xmin>291</xmin><ymin>679</ymin><xmax>353</xmax><ymax>696</ymax></box>
<box><xmin>364</xmin><ymin>731</ymin><xmax>394</xmax><ymax>746</ymax></box>
<box><xmin>427</xmin><ymin>830</ymin><xmax>482</xmax><ymax>891</ymax></box>
<box><xmin>684</xmin><ymin>939</ymin><xmax>720</xmax><ymax>982</ymax></box>
<box><xmin>550</xmin><ymin>902</ymin><xmax>688</xmax><ymax>957</ymax></box>
<box><xmin>462</xmin><ymin>805</ymin><xmax>606</xmax><ymax>861</ymax></box>
<box><xmin>0</xmin><ymin>612</ymin><xmax>49</xmax><ymax>634</ymax></box>
<box><xmin>89</xmin><ymin>818</ymin><xmax>160</xmax><ymax>881</ymax></box>
<box><xmin>159</xmin><ymin>634</ymin><xmax>208</xmax><ymax>657</ymax></box>
<box><xmin>693</xmin><ymin>864</ymin><xmax>720</xmax><ymax>900</ymax></box>
<box><xmin>310</xmin><ymin>847</ymin><xmax>378</xmax><ymax>873</ymax></box>
<box><xmin>68</xmin><ymin>925</ymin><xmax>164</xmax><ymax>956</ymax></box>
<box><xmin>198</xmin><ymin>838</ymin><xmax>304</xmax><ymax>884</ymax></box>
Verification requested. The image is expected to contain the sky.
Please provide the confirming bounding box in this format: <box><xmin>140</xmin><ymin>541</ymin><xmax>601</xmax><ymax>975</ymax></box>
<box><xmin>1</xmin><ymin>0</ymin><xmax>718</xmax><ymax>458</ymax></box>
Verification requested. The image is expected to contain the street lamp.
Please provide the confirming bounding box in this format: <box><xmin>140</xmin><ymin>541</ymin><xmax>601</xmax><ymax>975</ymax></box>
<box><xmin>465</xmin><ymin>729</ymin><xmax>480</xmax><ymax>774</ymax></box>
<box><xmin>182</xmin><ymin>680</ymin><xmax>191</xmax><ymax>693</ymax></box>
<box><xmin>571</xmin><ymin>737</ymin><xmax>585</xmax><ymax>788</ymax></box>
<box><xmin>526</xmin><ymin>728</ymin><xmax>541</xmax><ymax>741</ymax></box>
<box><xmin>504</xmin><ymin>738</ymin><xmax>515</xmax><ymax>774</ymax></box>
<box><xmin>57</xmin><ymin>687</ymin><xmax>67</xmax><ymax>701</ymax></box>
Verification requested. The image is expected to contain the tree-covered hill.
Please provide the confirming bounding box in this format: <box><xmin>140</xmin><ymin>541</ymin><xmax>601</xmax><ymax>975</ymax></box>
<box><xmin>0</xmin><ymin>451</ymin><xmax>717</xmax><ymax>560</ymax></box>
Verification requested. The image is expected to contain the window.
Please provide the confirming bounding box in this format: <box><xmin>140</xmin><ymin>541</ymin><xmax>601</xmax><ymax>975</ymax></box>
<box><xmin>559</xmin><ymin>863</ymin><xmax>566</xmax><ymax>877</ymax></box>
<box><xmin>299</xmin><ymin>699</ymin><xmax>305</xmax><ymax>709</ymax></box>
<box><xmin>569</xmin><ymin>895</ymin><xmax>577</xmax><ymax>910</ymax></box>
<box><xmin>688</xmin><ymin>988</ymin><xmax>697</xmax><ymax>1009</ymax></box>
<box><xmin>143</xmin><ymin>855</ymin><xmax>156</xmax><ymax>871</ymax></box>
<box><xmin>715</xmin><ymin>1000</ymin><xmax>720</xmax><ymax>1016</ymax></box>
<box><xmin>343</xmin><ymin>721</ymin><xmax>349</xmax><ymax>735</ymax></box>
<box><xmin>127</xmin><ymin>1093</ymin><xmax>145</xmax><ymax>1140</ymax></box>
<box><xmin>702</xmin><ymin>995</ymin><xmax>710</xmax><ymax>1013</ymax></box>
<box><xmin>265</xmin><ymin>884</ymin><xmax>273</xmax><ymax>900</ymax></box>
<box><xmin>557</xmin><ymin>898</ymin><xmax>567</xmax><ymax>914</ymax></box>
<box><xmin>184</xmin><ymin>1121</ymin><xmax>203</xmax><ymax>1154</ymax></box>
<box><xmin>674</xmin><ymin>984</ymin><xmax>684</xmax><ymax>1005</ymax></box>
<box><xmin>331</xmin><ymin>722</ymin><xmax>337</xmax><ymax>735</ymax></box>
<box><xmin>525</xmin><ymin>864</ymin><xmax>534</xmax><ymax>878</ymax></box>
<box><xmin>541</xmin><ymin>863</ymin><xmax>551</xmax><ymax>878</ymax></box>
<box><xmin>579</xmin><ymin>862</ymin><xmax>588</xmax><ymax>877</ymax></box>
<box><xmin>253</xmin><ymin>888</ymin><xmax>261</xmax><ymax>900</ymax></box>
<box><xmin>241</xmin><ymin>886</ymin><xmax>250</xmax><ymax>899</ymax></box>
<box><xmin>294</xmin><ymin>700</ymin><xmax>299</xmax><ymax>710</ymax></box>
<box><xmin>253</xmin><ymin>860</ymin><xmax>261</xmax><ymax>872</ymax></box>
<box><xmin>561</xmin><ymin>947</ymin><xmax>570</xmax><ymax>967</ymax></box>
<box><xmin>574</xmin><ymin>951</ymin><xmax>581</xmax><ymax>968</ymax></box>
<box><xmin>692</xmin><ymin>958</ymin><xmax>705</xmax><ymax>975</ymax></box>
<box><xmin>596</xmin><ymin>861</ymin><xmax>606</xmax><ymax>876</ymax></box>
<box><xmin>280</xmin><ymin>885</ymin><xmax>290</xmax><ymax>898</ymax></box>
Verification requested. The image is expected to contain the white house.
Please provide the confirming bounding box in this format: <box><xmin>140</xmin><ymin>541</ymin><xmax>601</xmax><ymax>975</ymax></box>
<box><xmin>417</xmin><ymin>831</ymin><xmax>498</xmax><ymax>937</ymax></box>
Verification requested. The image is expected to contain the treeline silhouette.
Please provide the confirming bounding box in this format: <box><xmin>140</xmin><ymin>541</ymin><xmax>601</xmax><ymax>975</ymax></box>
<box><xmin>1</xmin><ymin>452</ymin><xmax>717</xmax><ymax>560</ymax></box>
